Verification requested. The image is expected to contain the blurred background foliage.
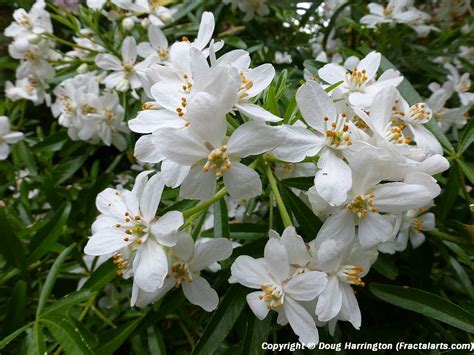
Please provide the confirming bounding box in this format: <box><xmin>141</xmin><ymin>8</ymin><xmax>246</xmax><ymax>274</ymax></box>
<box><xmin>0</xmin><ymin>0</ymin><xmax>473</xmax><ymax>354</ymax></box>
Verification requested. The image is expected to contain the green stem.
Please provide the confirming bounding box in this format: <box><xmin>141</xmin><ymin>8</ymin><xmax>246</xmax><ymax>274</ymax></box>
<box><xmin>182</xmin><ymin>187</ymin><xmax>227</xmax><ymax>218</ymax></box>
<box><xmin>429</xmin><ymin>230</ymin><xmax>472</xmax><ymax>246</ymax></box>
<box><xmin>264</xmin><ymin>162</ymin><xmax>293</xmax><ymax>228</ymax></box>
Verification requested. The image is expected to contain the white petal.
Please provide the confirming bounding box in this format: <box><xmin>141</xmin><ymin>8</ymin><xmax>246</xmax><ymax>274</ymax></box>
<box><xmin>235</xmin><ymin>102</ymin><xmax>282</xmax><ymax>122</ymax></box>
<box><xmin>182</xmin><ymin>273</ymin><xmax>219</xmax><ymax>311</ymax></box>
<box><xmin>316</xmin><ymin>276</ymin><xmax>342</xmax><ymax>322</ymax></box>
<box><xmin>410</xmin><ymin>124</ymin><xmax>443</xmax><ymax>155</ymax></box>
<box><xmin>190</xmin><ymin>238</ymin><xmax>233</xmax><ymax>271</ymax></box>
<box><xmin>161</xmin><ymin>160</ymin><xmax>190</xmax><ymax>188</ymax></box>
<box><xmin>264</xmin><ymin>238</ymin><xmax>289</xmax><ymax>283</ymax></box>
<box><xmin>84</xmin><ymin>228</ymin><xmax>131</xmax><ymax>255</ymax></box>
<box><xmin>227</xmin><ymin>122</ymin><xmax>281</xmax><ymax>158</ymax></box>
<box><xmin>284</xmin><ymin>298</ymin><xmax>319</xmax><ymax>345</ymax></box>
<box><xmin>122</xmin><ymin>36</ymin><xmax>137</xmax><ymax>63</ymax></box>
<box><xmin>357</xmin><ymin>51</ymin><xmax>380</xmax><ymax>81</ymax></box>
<box><xmin>245</xmin><ymin>64</ymin><xmax>275</xmax><ymax>98</ymax></box>
<box><xmin>155</xmin><ymin>128</ymin><xmax>208</xmax><ymax>166</ymax></box>
<box><xmin>285</xmin><ymin>271</ymin><xmax>328</xmax><ymax>301</ymax></box>
<box><xmin>3</xmin><ymin>131</ymin><xmax>23</xmax><ymax>144</ymax></box>
<box><xmin>180</xmin><ymin>166</ymin><xmax>216</xmax><ymax>200</ymax></box>
<box><xmin>150</xmin><ymin>210</ymin><xmax>183</xmax><ymax>246</ymax></box>
<box><xmin>318</xmin><ymin>63</ymin><xmax>346</xmax><ymax>86</ymax></box>
<box><xmin>128</xmin><ymin>109</ymin><xmax>183</xmax><ymax>134</ymax></box>
<box><xmin>374</xmin><ymin>183</ymin><xmax>433</xmax><ymax>212</ymax></box>
<box><xmin>96</xmin><ymin>188</ymin><xmax>128</xmax><ymax>219</ymax></box>
<box><xmin>95</xmin><ymin>54</ymin><xmax>122</xmax><ymax>71</ymax></box>
<box><xmin>339</xmin><ymin>283</ymin><xmax>361</xmax><ymax>329</ymax></box>
<box><xmin>315</xmin><ymin>149</ymin><xmax>352</xmax><ymax>206</ymax></box>
<box><xmin>140</xmin><ymin>173</ymin><xmax>165</xmax><ymax>221</ymax></box>
<box><xmin>133</xmin><ymin>240</ymin><xmax>168</xmax><ymax>292</ymax></box>
<box><xmin>296</xmin><ymin>80</ymin><xmax>337</xmax><ymax>132</ymax></box>
<box><xmin>223</xmin><ymin>162</ymin><xmax>261</xmax><ymax>200</ymax></box>
<box><xmin>131</xmin><ymin>170</ymin><xmax>152</xmax><ymax>199</ymax></box>
<box><xmin>230</xmin><ymin>255</ymin><xmax>270</xmax><ymax>288</ymax></box>
<box><xmin>193</xmin><ymin>11</ymin><xmax>214</xmax><ymax>50</ymax></box>
<box><xmin>314</xmin><ymin>209</ymin><xmax>355</xmax><ymax>272</ymax></box>
<box><xmin>132</xmin><ymin>278</ymin><xmax>175</xmax><ymax>308</ymax></box>
<box><xmin>134</xmin><ymin>134</ymin><xmax>165</xmax><ymax>163</ymax></box>
<box><xmin>246</xmin><ymin>291</ymin><xmax>270</xmax><ymax>320</ymax></box>
<box><xmin>149</xmin><ymin>25</ymin><xmax>168</xmax><ymax>49</ymax></box>
<box><xmin>0</xmin><ymin>142</ymin><xmax>10</xmax><ymax>160</ymax></box>
<box><xmin>272</xmin><ymin>125</ymin><xmax>324</xmax><ymax>163</ymax></box>
<box><xmin>358</xmin><ymin>213</ymin><xmax>396</xmax><ymax>248</ymax></box>
<box><xmin>186</xmin><ymin>91</ymin><xmax>226</xmax><ymax>147</ymax></box>
<box><xmin>172</xmin><ymin>231</ymin><xmax>195</xmax><ymax>261</ymax></box>
<box><xmin>280</xmin><ymin>228</ymin><xmax>312</xmax><ymax>266</ymax></box>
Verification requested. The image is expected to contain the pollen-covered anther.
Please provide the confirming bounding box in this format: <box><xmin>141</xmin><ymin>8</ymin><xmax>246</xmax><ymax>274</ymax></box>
<box><xmin>142</xmin><ymin>103</ymin><xmax>156</xmax><ymax>110</ymax></box>
<box><xmin>347</xmin><ymin>193</ymin><xmax>376</xmax><ymax>218</ymax></box>
<box><xmin>203</xmin><ymin>146</ymin><xmax>232</xmax><ymax>176</ymax></box>
<box><xmin>413</xmin><ymin>218</ymin><xmax>424</xmax><ymax>231</ymax></box>
<box><xmin>172</xmin><ymin>262</ymin><xmax>192</xmax><ymax>285</ymax></box>
<box><xmin>323</xmin><ymin>114</ymin><xmax>352</xmax><ymax>148</ymax></box>
<box><xmin>259</xmin><ymin>284</ymin><xmax>284</xmax><ymax>309</ymax></box>
<box><xmin>339</xmin><ymin>265</ymin><xmax>365</xmax><ymax>286</ymax></box>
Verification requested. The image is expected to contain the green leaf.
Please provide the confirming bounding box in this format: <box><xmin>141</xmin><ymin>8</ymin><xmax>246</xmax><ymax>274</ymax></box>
<box><xmin>457</xmin><ymin>117</ymin><xmax>474</xmax><ymax>155</ymax></box>
<box><xmin>95</xmin><ymin>317</ymin><xmax>143</xmax><ymax>354</ymax></box>
<box><xmin>370</xmin><ymin>283</ymin><xmax>474</xmax><ymax>333</ymax></box>
<box><xmin>27</xmin><ymin>323</ymin><xmax>46</xmax><ymax>355</ymax></box>
<box><xmin>5</xmin><ymin>280</ymin><xmax>27</xmax><ymax>335</ymax></box>
<box><xmin>81</xmin><ymin>259</ymin><xmax>117</xmax><ymax>292</ymax></box>
<box><xmin>28</xmin><ymin>202</ymin><xmax>72</xmax><ymax>262</ymax></box>
<box><xmin>40</xmin><ymin>290</ymin><xmax>95</xmax><ymax>317</ymax></box>
<box><xmin>192</xmin><ymin>285</ymin><xmax>248</xmax><ymax>355</ymax></box>
<box><xmin>13</xmin><ymin>141</ymin><xmax>38</xmax><ymax>176</ymax></box>
<box><xmin>147</xmin><ymin>326</ymin><xmax>166</xmax><ymax>355</ymax></box>
<box><xmin>213</xmin><ymin>199</ymin><xmax>230</xmax><ymax>238</ymax></box>
<box><xmin>36</xmin><ymin>244</ymin><xmax>75</xmax><ymax>317</ymax></box>
<box><xmin>0</xmin><ymin>209</ymin><xmax>26</xmax><ymax>272</ymax></box>
<box><xmin>40</xmin><ymin>314</ymin><xmax>94</xmax><ymax>355</ymax></box>
<box><xmin>279</xmin><ymin>184</ymin><xmax>322</xmax><ymax>239</ymax></box>
<box><xmin>0</xmin><ymin>323</ymin><xmax>31</xmax><ymax>349</ymax></box>
<box><xmin>223</xmin><ymin>36</ymin><xmax>247</xmax><ymax>49</ymax></box>
<box><xmin>372</xmin><ymin>255</ymin><xmax>399</xmax><ymax>280</ymax></box>
<box><xmin>437</xmin><ymin>163</ymin><xmax>461</xmax><ymax>222</ymax></box>
<box><xmin>457</xmin><ymin>159</ymin><xmax>474</xmax><ymax>185</ymax></box>
<box><xmin>51</xmin><ymin>152</ymin><xmax>90</xmax><ymax>185</ymax></box>
<box><xmin>303</xmin><ymin>59</ymin><xmax>326</xmax><ymax>77</ymax></box>
<box><xmin>242</xmin><ymin>314</ymin><xmax>273</xmax><ymax>354</ymax></box>
<box><xmin>281</xmin><ymin>177</ymin><xmax>314</xmax><ymax>191</ymax></box>
<box><xmin>202</xmin><ymin>224</ymin><xmax>267</xmax><ymax>240</ymax></box>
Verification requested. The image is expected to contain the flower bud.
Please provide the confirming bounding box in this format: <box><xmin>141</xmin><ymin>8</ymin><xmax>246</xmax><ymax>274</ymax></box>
<box><xmin>27</xmin><ymin>34</ymin><xmax>42</xmax><ymax>45</ymax></box>
<box><xmin>158</xmin><ymin>12</ymin><xmax>173</xmax><ymax>24</ymax></box>
<box><xmin>122</xmin><ymin>17</ymin><xmax>134</xmax><ymax>31</ymax></box>
<box><xmin>79</xmin><ymin>28</ymin><xmax>94</xmax><ymax>36</ymax></box>
<box><xmin>77</xmin><ymin>63</ymin><xmax>89</xmax><ymax>74</ymax></box>
<box><xmin>141</xmin><ymin>18</ymin><xmax>151</xmax><ymax>28</ymax></box>
<box><xmin>116</xmin><ymin>78</ymin><xmax>130</xmax><ymax>92</ymax></box>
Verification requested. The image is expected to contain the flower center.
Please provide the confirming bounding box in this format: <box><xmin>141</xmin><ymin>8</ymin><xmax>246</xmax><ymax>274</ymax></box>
<box><xmin>259</xmin><ymin>284</ymin><xmax>284</xmax><ymax>309</ymax></box>
<box><xmin>412</xmin><ymin>218</ymin><xmax>424</xmax><ymax>231</ymax></box>
<box><xmin>104</xmin><ymin>108</ymin><xmax>115</xmax><ymax>124</ymax></box>
<box><xmin>458</xmin><ymin>79</ymin><xmax>471</xmax><ymax>92</ymax></box>
<box><xmin>346</xmin><ymin>193</ymin><xmax>376</xmax><ymax>218</ymax></box>
<box><xmin>337</xmin><ymin>265</ymin><xmax>365</xmax><ymax>286</ymax></box>
<box><xmin>383</xmin><ymin>6</ymin><xmax>393</xmax><ymax>16</ymax></box>
<box><xmin>112</xmin><ymin>254</ymin><xmax>128</xmax><ymax>276</ymax></box>
<box><xmin>346</xmin><ymin>67</ymin><xmax>368</xmax><ymax>91</ymax></box>
<box><xmin>203</xmin><ymin>146</ymin><xmax>232</xmax><ymax>177</ymax></box>
<box><xmin>171</xmin><ymin>262</ymin><xmax>193</xmax><ymax>286</ymax></box>
<box><xmin>157</xmin><ymin>48</ymin><xmax>169</xmax><ymax>60</ymax></box>
<box><xmin>81</xmin><ymin>104</ymin><xmax>97</xmax><ymax>115</ymax></box>
<box><xmin>323</xmin><ymin>114</ymin><xmax>352</xmax><ymax>148</ymax></box>
<box><xmin>282</xmin><ymin>163</ymin><xmax>295</xmax><ymax>174</ymax></box>
<box><xmin>122</xmin><ymin>62</ymin><xmax>135</xmax><ymax>74</ymax></box>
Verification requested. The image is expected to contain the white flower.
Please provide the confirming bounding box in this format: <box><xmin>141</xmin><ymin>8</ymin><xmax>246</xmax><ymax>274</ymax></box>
<box><xmin>95</xmin><ymin>36</ymin><xmax>154</xmax><ymax>95</ymax></box>
<box><xmin>318</xmin><ymin>51</ymin><xmax>403</xmax><ymax>108</ymax></box>
<box><xmin>378</xmin><ymin>207</ymin><xmax>435</xmax><ymax>253</ymax></box>
<box><xmin>155</xmin><ymin>92</ymin><xmax>281</xmax><ymax>200</ymax></box>
<box><xmin>137</xmin><ymin>25</ymin><xmax>170</xmax><ymax>63</ymax></box>
<box><xmin>444</xmin><ymin>63</ymin><xmax>474</xmax><ymax>106</ymax></box>
<box><xmin>427</xmin><ymin>86</ymin><xmax>469</xmax><ymax>134</ymax></box>
<box><xmin>273</xmin><ymin>81</ymin><xmax>358</xmax><ymax>206</ymax></box>
<box><xmin>230</xmin><ymin>237</ymin><xmax>327</xmax><ymax>344</ymax></box>
<box><xmin>112</xmin><ymin>0</ymin><xmax>175</xmax><ymax>27</ymax></box>
<box><xmin>4</xmin><ymin>0</ymin><xmax>52</xmax><ymax>41</ymax></box>
<box><xmin>275</xmin><ymin>51</ymin><xmax>292</xmax><ymax>64</ymax></box>
<box><xmin>5</xmin><ymin>76</ymin><xmax>50</xmax><ymax>105</ymax></box>
<box><xmin>84</xmin><ymin>172</ymin><xmax>184</xmax><ymax>293</ymax></box>
<box><xmin>312</xmin><ymin>241</ymin><xmax>377</xmax><ymax>329</ymax></box>
<box><xmin>310</xmin><ymin>163</ymin><xmax>439</xmax><ymax>269</ymax></box>
<box><xmin>223</xmin><ymin>0</ymin><xmax>270</xmax><ymax>21</ymax></box>
<box><xmin>131</xmin><ymin>232</ymin><xmax>233</xmax><ymax>310</ymax></box>
<box><xmin>9</xmin><ymin>40</ymin><xmax>56</xmax><ymax>80</ymax></box>
<box><xmin>0</xmin><ymin>116</ymin><xmax>24</xmax><ymax>160</ymax></box>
